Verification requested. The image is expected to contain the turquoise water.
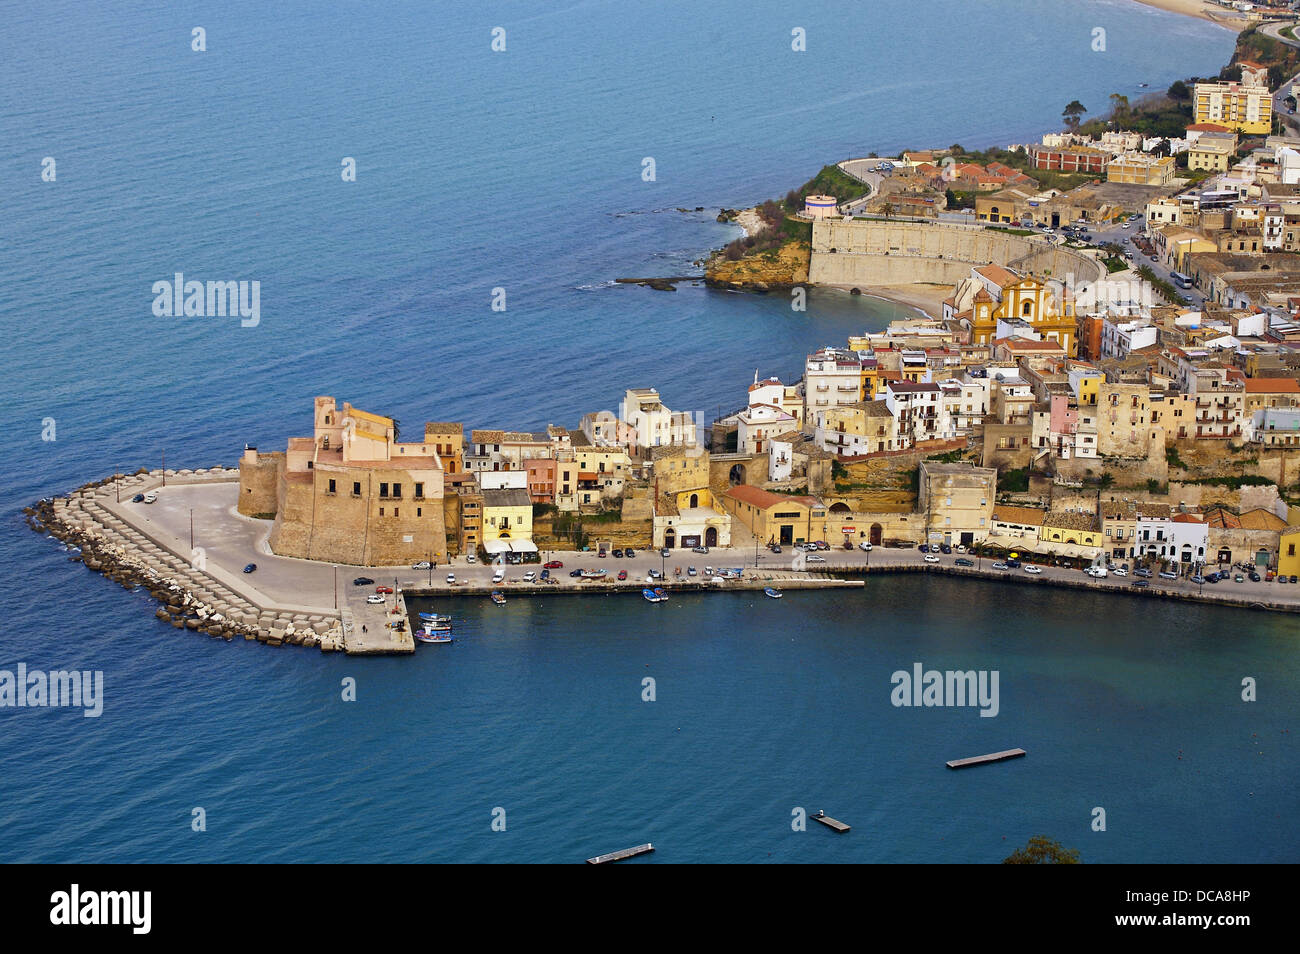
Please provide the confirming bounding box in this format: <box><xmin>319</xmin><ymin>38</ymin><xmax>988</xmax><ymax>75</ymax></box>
<box><xmin>4</xmin><ymin>0</ymin><xmax>1285</xmax><ymax>863</ymax></box>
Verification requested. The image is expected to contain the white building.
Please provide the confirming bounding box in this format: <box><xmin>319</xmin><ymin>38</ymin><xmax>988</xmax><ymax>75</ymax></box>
<box><xmin>804</xmin><ymin>349</ymin><xmax>866</xmax><ymax>428</ymax></box>
<box><xmin>1134</xmin><ymin>511</ymin><xmax>1209</xmax><ymax>565</ymax></box>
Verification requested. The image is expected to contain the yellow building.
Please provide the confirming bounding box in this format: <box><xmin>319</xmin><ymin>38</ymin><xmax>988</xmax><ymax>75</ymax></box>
<box><xmin>1278</xmin><ymin>527</ymin><xmax>1300</xmax><ymax>577</ymax></box>
<box><xmin>1187</xmin><ymin>138</ymin><xmax>1235</xmax><ymax>173</ymax></box>
<box><xmin>1106</xmin><ymin>153</ymin><xmax>1176</xmax><ymax>186</ymax></box>
<box><xmin>424</xmin><ymin>421</ymin><xmax>464</xmax><ymax>475</ymax></box>
<box><xmin>1193</xmin><ymin>81</ymin><xmax>1273</xmax><ymax>136</ymax></box>
<box><xmin>722</xmin><ymin>485</ymin><xmax>827</xmax><ymax>547</ymax></box>
<box><xmin>918</xmin><ymin>461</ymin><xmax>996</xmax><ymax>546</ymax></box>
<box><xmin>481</xmin><ymin>488</ymin><xmax>533</xmax><ymax>543</ymax></box>
<box><xmin>1038</xmin><ymin>511</ymin><xmax>1104</xmax><ymax>559</ymax></box>
<box><xmin>965</xmin><ymin>266</ymin><xmax>1077</xmax><ymax>355</ymax></box>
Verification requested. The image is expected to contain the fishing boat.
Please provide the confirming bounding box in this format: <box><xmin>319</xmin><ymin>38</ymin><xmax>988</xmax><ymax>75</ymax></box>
<box><xmin>418</xmin><ymin>612</ymin><xmax>451</xmax><ymax>624</ymax></box>
<box><xmin>642</xmin><ymin>587</ymin><xmax>667</xmax><ymax>603</ymax></box>
<box><xmin>764</xmin><ymin>587</ymin><xmax>783</xmax><ymax>599</ymax></box>
<box><xmin>580</xmin><ymin>568</ymin><xmax>608</xmax><ymax>579</ymax></box>
<box><xmin>490</xmin><ymin>591</ymin><xmax>507</xmax><ymax>605</ymax></box>
<box><xmin>415</xmin><ymin>628</ymin><xmax>453</xmax><ymax>644</ymax></box>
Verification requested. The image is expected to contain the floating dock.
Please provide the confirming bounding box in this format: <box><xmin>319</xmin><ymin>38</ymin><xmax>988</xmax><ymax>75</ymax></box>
<box><xmin>946</xmin><ymin>748</ymin><xmax>1026</xmax><ymax>769</ymax></box>
<box><xmin>812</xmin><ymin>811</ymin><xmax>850</xmax><ymax>832</ymax></box>
<box><xmin>586</xmin><ymin>843</ymin><xmax>655</xmax><ymax>864</ymax></box>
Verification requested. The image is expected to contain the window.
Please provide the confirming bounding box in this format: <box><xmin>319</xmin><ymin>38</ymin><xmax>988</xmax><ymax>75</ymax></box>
<box><xmin>379</xmin><ymin>507</ymin><xmax>384</xmax><ymax>516</ymax></box>
<box><xmin>327</xmin><ymin>479</ymin><xmax>336</xmax><ymax>494</ymax></box>
<box><xmin>417</xmin><ymin>507</ymin><xmax>422</xmax><ymax>517</ymax></box>
<box><xmin>353</xmin><ymin>481</ymin><xmax>361</xmax><ymax>496</ymax></box>
<box><xmin>380</xmin><ymin>482</ymin><xmax>389</xmax><ymax>498</ymax></box>
<box><xmin>393</xmin><ymin>483</ymin><xmax>402</xmax><ymax>498</ymax></box>
<box><xmin>415</xmin><ymin>482</ymin><xmax>424</xmax><ymax>498</ymax></box>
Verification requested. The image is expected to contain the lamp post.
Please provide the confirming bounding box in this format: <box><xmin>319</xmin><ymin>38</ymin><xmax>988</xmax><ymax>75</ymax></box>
<box><xmin>333</xmin><ymin>565</ymin><xmax>338</xmax><ymax>610</ymax></box>
<box><xmin>189</xmin><ymin>508</ymin><xmax>194</xmax><ymax>551</ymax></box>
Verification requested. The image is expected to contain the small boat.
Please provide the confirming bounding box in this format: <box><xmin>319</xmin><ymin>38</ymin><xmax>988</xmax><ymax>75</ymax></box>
<box><xmin>418</xmin><ymin>612</ymin><xmax>451</xmax><ymax>624</ymax></box>
<box><xmin>764</xmin><ymin>587</ymin><xmax>783</xmax><ymax>599</ymax></box>
<box><xmin>642</xmin><ymin>587</ymin><xmax>667</xmax><ymax>603</ymax></box>
<box><xmin>415</xmin><ymin>629</ymin><xmax>453</xmax><ymax>644</ymax></box>
<box><xmin>491</xmin><ymin>591</ymin><xmax>507</xmax><ymax>605</ymax></box>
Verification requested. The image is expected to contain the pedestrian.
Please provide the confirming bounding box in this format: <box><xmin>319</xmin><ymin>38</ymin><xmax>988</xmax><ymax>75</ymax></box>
<box><xmin>362</xmin><ymin>624</ymin><xmax>367</xmax><ymax>633</ymax></box>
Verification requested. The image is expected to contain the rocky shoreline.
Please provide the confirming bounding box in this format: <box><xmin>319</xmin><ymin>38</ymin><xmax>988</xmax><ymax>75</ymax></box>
<box><xmin>26</xmin><ymin>470</ymin><xmax>345</xmax><ymax>652</ymax></box>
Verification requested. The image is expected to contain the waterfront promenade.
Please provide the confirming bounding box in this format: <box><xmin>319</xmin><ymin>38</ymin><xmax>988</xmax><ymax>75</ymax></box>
<box><xmin>35</xmin><ymin>470</ymin><xmax>1300</xmax><ymax>661</ymax></box>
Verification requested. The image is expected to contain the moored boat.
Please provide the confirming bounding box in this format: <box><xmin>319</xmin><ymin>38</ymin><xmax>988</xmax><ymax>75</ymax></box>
<box><xmin>491</xmin><ymin>591</ymin><xmax>507</xmax><ymax>605</ymax></box>
<box><xmin>643</xmin><ymin>587</ymin><xmax>667</xmax><ymax>603</ymax></box>
<box><xmin>415</xmin><ymin>628</ymin><xmax>453</xmax><ymax>643</ymax></box>
<box><xmin>418</xmin><ymin>612</ymin><xmax>451</xmax><ymax>624</ymax></box>
<box><xmin>764</xmin><ymin>587</ymin><xmax>783</xmax><ymax>599</ymax></box>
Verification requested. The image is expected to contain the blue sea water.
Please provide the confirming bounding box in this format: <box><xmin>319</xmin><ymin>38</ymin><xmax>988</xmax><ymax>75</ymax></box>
<box><xmin>3</xmin><ymin>0</ymin><xmax>1292</xmax><ymax>862</ymax></box>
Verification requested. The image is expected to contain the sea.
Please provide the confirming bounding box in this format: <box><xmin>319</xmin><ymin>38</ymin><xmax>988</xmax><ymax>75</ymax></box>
<box><xmin>3</xmin><ymin>0</ymin><xmax>1293</xmax><ymax>862</ymax></box>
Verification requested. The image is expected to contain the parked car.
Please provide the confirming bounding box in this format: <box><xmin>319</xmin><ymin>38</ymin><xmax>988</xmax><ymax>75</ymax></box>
<box><xmin>353</xmin><ymin>577</ymin><xmax>375</xmax><ymax>586</ymax></box>
<box><xmin>687</xmin><ymin>566</ymin><xmax>698</xmax><ymax>576</ymax></box>
<box><xmin>411</xmin><ymin>561</ymin><xmax>431</xmax><ymax>570</ymax></box>
<box><xmin>465</xmin><ymin>554</ymin><xmax>476</xmax><ymax>564</ymax></box>
<box><xmin>142</xmin><ymin>491</ymin><xmax>158</xmax><ymax>504</ymax></box>
<box><xmin>445</xmin><ymin>573</ymin><xmax>456</xmax><ymax>584</ymax></box>
<box><xmin>1234</xmin><ymin>574</ymin><xmax>1245</xmax><ymax>583</ymax></box>
<box><xmin>1280</xmin><ymin>575</ymin><xmax>1291</xmax><ymax>584</ymax></box>
<box><xmin>770</xmin><ymin>544</ymin><xmax>782</xmax><ymax>554</ymax></box>
<box><xmin>597</xmin><ymin>550</ymin><xmax>607</xmax><ymax>559</ymax></box>
<box><xmin>918</xmin><ymin>544</ymin><xmax>930</xmax><ymax>553</ymax></box>
<box><xmin>1112</xmin><ymin>567</ymin><xmax>1127</xmax><ymax>577</ymax></box>
<box><xmin>648</xmin><ymin>569</ymin><xmax>663</xmax><ymax>580</ymax></box>
<box><xmin>544</xmin><ymin>561</ymin><xmax>563</xmax><ymax>569</ymax></box>
<box><xmin>1085</xmin><ymin>566</ymin><xmax>1107</xmax><ymax>578</ymax></box>
<box><xmin>1024</xmin><ymin>564</ymin><xmax>1043</xmax><ymax>574</ymax></box>
<box><xmin>540</xmin><ymin>569</ymin><xmax>550</xmax><ymax>581</ymax></box>
<box><xmin>131</xmin><ymin>493</ymin><xmax>145</xmax><ymax>503</ymax></box>
<box><xmin>991</xmin><ymin>561</ymin><xmax>1009</xmax><ymax>570</ymax></box>
<box><xmin>625</xmin><ymin>549</ymin><xmax>638</xmax><ymax>557</ymax></box>
<box><xmin>1006</xmin><ymin>558</ymin><xmax>1022</xmax><ymax>568</ymax></box>
<box><xmin>1131</xmin><ymin>579</ymin><xmax>1149</xmax><ymax>588</ymax></box>
<box><xmin>939</xmin><ymin>544</ymin><xmax>952</xmax><ymax>554</ymax></box>
<box><xmin>806</xmin><ymin>555</ymin><xmax>826</xmax><ymax>563</ymax></box>
<box><xmin>954</xmin><ymin>558</ymin><xmax>974</xmax><ymax>567</ymax></box>
<box><xmin>242</xmin><ymin>563</ymin><xmax>257</xmax><ymax>574</ymax></box>
<box><xmin>612</xmin><ymin>549</ymin><xmax>623</xmax><ymax>558</ymax></box>
<box><xmin>492</xmin><ymin>570</ymin><xmax>506</xmax><ymax>584</ymax></box>
<box><xmin>1291</xmin><ymin>575</ymin><xmax>1298</xmax><ymax>583</ymax></box>
<box><xmin>660</xmin><ymin>548</ymin><xmax>671</xmax><ymax>558</ymax></box>
<box><xmin>1250</xmin><ymin>572</ymin><xmax>1261</xmax><ymax>582</ymax></box>
<box><xmin>955</xmin><ymin>544</ymin><xmax>967</xmax><ymax>553</ymax></box>
<box><xmin>923</xmin><ymin>554</ymin><xmax>940</xmax><ymax>564</ymax></box>
<box><xmin>692</xmin><ymin>546</ymin><xmax>707</xmax><ymax>554</ymax></box>
<box><xmin>375</xmin><ymin>585</ymin><xmax>394</xmax><ymax>594</ymax></box>
<box><xmin>569</xmin><ymin>569</ymin><xmax>583</xmax><ymax>578</ymax></box>
<box><xmin>617</xmin><ymin>570</ymin><xmax>627</xmax><ymax>581</ymax></box>
<box><xmin>1134</xmin><ymin>568</ymin><xmax>1152</xmax><ymax>578</ymax></box>
<box><xmin>1191</xmin><ymin>574</ymin><xmax>1206</xmax><ymax>584</ymax></box>
<box><xmin>859</xmin><ymin>541</ymin><xmax>873</xmax><ymax>551</ymax></box>
<box><xmin>365</xmin><ymin>594</ymin><xmax>386</xmax><ymax>604</ymax></box>
<box><xmin>1158</xmin><ymin>571</ymin><xmax>1178</xmax><ymax>580</ymax></box>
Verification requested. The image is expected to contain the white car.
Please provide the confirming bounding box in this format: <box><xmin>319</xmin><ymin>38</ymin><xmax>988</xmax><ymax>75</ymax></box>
<box><xmin>142</xmin><ymin>491</ymin><xmax>158</xmax><ymax>504</ymax></box>
<box><xmin>445</xmin><ymin>573</ymin><xmax>456</xmax><ymax>584</ymax></box>
<box><xmin>806</xmin><ymin>555</ymin><xmax>826</xmax><ymax>563</ymax></box>
<box><xmin>412</xmin><ymin>561</ymin><xmax>431</xmax><ymax>570</ymax></box>
<box><xmin>1023</xmin><ymin>564</ymin><xmax>1043</xmax><ymax>574</ymax></box>
<box><xmin>465</xmin><ymin>554</ymin><xmax>477</xmax><ymax>564</ymax></box>
<box><xmin>1112</xmin><ymin>567</ymin><xmax>1128</xmax><ymax>576</ymax></box>
<box><xmin>858</xmin><ymin>541</ymin><xmax>873</xmax><ymax>551</ymax></box>
<box><xmin>955</xmin><ymin>544</ymin><xmax>967</xmax><ymax>553</ymax></box>
<box><xmin>1120</xmin><ymin>223</ymin><xmax>1131</xmax><ymax>229</ymax></box>
<box><xmin>365</xmin><ymin>594</ymin><xmax>386</xmax><ymax>604</ymax></box>
<box><xmin>522</xmin><ymin>571</ymin><xmax>536</xmax><ymax>582</ymax></box>
<box><xmin>1085</xmin><ymin>566</ymin><xmax>1108</xmax><ymax>578</ymax></box>
<box><xmin>923</xmin><ymin>554</ymin><xmax>940</xmax><ymax>564</ymax></box>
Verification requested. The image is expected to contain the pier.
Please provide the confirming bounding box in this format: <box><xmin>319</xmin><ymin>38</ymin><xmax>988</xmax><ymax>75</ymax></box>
<box><xmin>811</xmin><ymin>811</ymin><xmax>850</xmax><ymax>832</ymax></box>
<box><xmin>946</xmin><ymin>748</ymin><xmax>1027</xmax><ymax>770</ymax></box>
<box><xmin>586</xmin><ymin>843</ymin><xmax>655</xmax><ymax>864</ymax></box>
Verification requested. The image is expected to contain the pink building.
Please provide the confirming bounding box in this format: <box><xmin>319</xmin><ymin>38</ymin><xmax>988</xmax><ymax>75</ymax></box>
<box><xmin>525</xmin><ymin>457</ymin><xmax>556</xmax><ymax>504</ymax></box>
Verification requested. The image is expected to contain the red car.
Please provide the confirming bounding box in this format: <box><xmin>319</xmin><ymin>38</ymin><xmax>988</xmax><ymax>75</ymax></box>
<box><xmin>544</xmin><ymin>561</ymin><xmax>563</xmax><ymax>569</ymax></box>
<box><xmin>617</xmin><ymin>570</ymin><xmax>628</xmax><ymax>581</ymax></box>
<box><xmin>375</xmin><ymin>585</ymin><xmax>394</xmax><ymax>594</ymax></box>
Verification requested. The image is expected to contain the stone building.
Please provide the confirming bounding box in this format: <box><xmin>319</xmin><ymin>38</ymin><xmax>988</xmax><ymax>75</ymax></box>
<box><xmin>917</xmin><ymin>461</ymin><xmax>997</xmax><ymax>547</ymax></box>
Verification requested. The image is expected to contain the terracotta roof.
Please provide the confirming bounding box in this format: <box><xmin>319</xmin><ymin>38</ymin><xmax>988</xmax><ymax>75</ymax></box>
<box><xmin>992</xmin><ymin>505</ymin><xmax>1046</xmax><ymax>527</ymax></box>
<box><xmin>976</xmin><ymin>264</ymin><xmax>1019</xmax><ymax>287</ymax></box>
<box><xmin>724</xmin><ymin>485</ymin><xmax>820</xmax><ymax>510</ymax></box>
<box><xmin>1244</xmin><ymin>377</ymin><xmax>1300</xmax><ymax>393</ymax></box>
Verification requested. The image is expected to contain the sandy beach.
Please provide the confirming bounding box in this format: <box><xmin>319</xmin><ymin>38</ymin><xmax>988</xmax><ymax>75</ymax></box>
<box><xmin>825</xmin><ymin>282</ymin><xmax>951</xmax><ymax>319</ymax></box>
<box><xmin>735</xmin><ymin>207</ymin><xmax>766</xmax><ymax>238</ymax></box>
<box><xmin>1128</xmin><ymin>0</ymin><xmax>1249</xmax><ymax>31</ymax></box>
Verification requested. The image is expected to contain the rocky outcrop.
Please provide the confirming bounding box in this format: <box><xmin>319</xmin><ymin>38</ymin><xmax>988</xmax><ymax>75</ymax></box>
<box><xmin>704</xmin><ymin>241</ymin><xmax>811</xmax><ymax>291</ymax></box>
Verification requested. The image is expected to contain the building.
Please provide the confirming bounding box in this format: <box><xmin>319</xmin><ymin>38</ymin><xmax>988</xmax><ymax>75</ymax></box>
<box><xmin>1038</xmin><ymin>511</ymin><xmax>1105</xmax><ymax>561</ymax></box>
<box><xmin>1027</xmin><ymin>144</ymin><xmax>1110</xmax><ymax>174</ymax></box>
<box><xmin>917</xmin><ymin>461</ymin><xmax>996</xmax><ymax>547</ymax></box>
<box><xmin>815</xmin><ymin>400</ymin><xmax>898</xmax><ymax>457</ymax></box>
<box><xmin>1188</xmin><ymin>136</ymin><xmax>1236</xmax><ymax>173</ymax></box>
<box><xmin>722</xmin><ymin>485</ymin><xmax>828</xmax><ymax>547</ymax></box>
<box><xmin>620</xmin><ymin>388</ymin><xmax>696</xmax><ymax>456</ymax></box>
<box><xmin>803</xmin><ymin>194</ymin><xmax>839</xmax><ymax>218</ymax></box>
<box><xmin>238</xmin><ymin>396</ymin><xmax>448</xmax><ymax>566</ymax></box>
<box><xmin>1277</xmin><ymin>527</ymin><xmax>1300</xmax><ymax>577</ymax></box>
<box><xmin>1134</xmin><ymin>509</ymin><xmax>1209</xmax><ymax>566</ymax></box>
<box><xmin>1244</xmin><ymin>407</ymin><xmax>1300</xmax><ymax>445</ymax></box>
<box><xmin>952</xmin><ymin>266</ymin><xmax>1077</xmax><ymax>355</ymax></box>
<box><xmin>1106</xmin><ymin>153</ymin><xmax>1176</xmax><ymax>186</ymax></box>
<box><xmin>424</xmin><ymin>422</ymin><xmax>464</xmax><ymax>474</ymax></box>
<box><xmin>804</xmin><ymin>349</ymin><xmax>868</xmax><ymax>426</ymax></box>
<box><xmin>481</xmin><ymin>488</ymin><xmax>535</xmax><ymax>558</ymax></box>
<box><xmin>1193</xmin><ymin>81</ymin><xmax>1273</xmax><ymax>135</ymax></box>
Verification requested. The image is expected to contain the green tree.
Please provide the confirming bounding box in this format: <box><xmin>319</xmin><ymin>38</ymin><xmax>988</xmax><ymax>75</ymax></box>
<box><xmin>882</xmin><ymin>202</ymin><xmax>895</xmax><ymax>219</ymax></box>
<box><xmin>1167</xmin><ymin>80</ymin><xmax>1189</xmax><ymax>101</ymax></box>
<box><xmin>1063</xmin><ymin>100</ymin><xmax>1087</xmax><ymax>132</ymax></box>
<box><xmin>1003</xmin><ymin>836</ymin><xmax>1082</xmax><ymax>864</ymax></box>
<box><xmin>1108</xmin><ymin>93</ymin><xmax>1130</xmax><ymax>119</ymax></box>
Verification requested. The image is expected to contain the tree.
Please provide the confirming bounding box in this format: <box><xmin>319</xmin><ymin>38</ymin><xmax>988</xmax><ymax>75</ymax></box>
<box><xmin>1167</xmin><ymin>80</ymin><xmax>1189</xmax><ymax>101</ymax></box>
<box><xmin>945</xmin><ymin>188</ymin><xmax>959</xmax><ymax>210</ymax></box>
<box><xmin>1063</xmin><ymin>100</ymin><xmax>1087</xmax><ymax>132</ymax></box>
<box><xmin>1003</xmin><ymin>836</ymin><xmax>1081</xmax><ymax>864</ymax></box>
<box><xmin>1108</xmin><ymin>93</ymin><xmax>1130</xmax><ymax>119</ymax></box>
<box><xmin>882</xmin><ymin>202</ymin><xmax>895</xmax><ymax>219</ymax></box>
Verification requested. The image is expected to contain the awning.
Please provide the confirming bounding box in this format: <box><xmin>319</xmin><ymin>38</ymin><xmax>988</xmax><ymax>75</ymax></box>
<box><xmin>484</xmin><ymin>539</ymin><xmax>539</xmax><ymax>554</ymax></box>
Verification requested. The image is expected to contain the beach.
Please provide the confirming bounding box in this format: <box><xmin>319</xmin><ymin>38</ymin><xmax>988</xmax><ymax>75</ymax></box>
<box><xmin>1129</xmin><ymin>0</ymin><xmax>1249</xmax><ymax>30</ymax></box>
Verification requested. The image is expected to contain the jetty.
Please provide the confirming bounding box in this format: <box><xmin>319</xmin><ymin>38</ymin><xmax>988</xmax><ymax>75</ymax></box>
<box><xmin>586</xmin><ymin>843</ymin><xmax>655</xmax><ymax>864</ymax></box>
<box><xmin>946</xmin><ymin>748</ymin><xmax>1026</xmax><ymax>769</ymax></box>
<box><xmin>811</xmin><ymin>811</ymin><xmax>850</xmax><ymax>832</ymax></box>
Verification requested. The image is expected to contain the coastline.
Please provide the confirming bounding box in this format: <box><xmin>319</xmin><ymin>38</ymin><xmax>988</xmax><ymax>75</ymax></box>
<box><xmin>1128</xmin><ymin>0</ymin><xmax>1250</xmax><ymax>31</ymax></box>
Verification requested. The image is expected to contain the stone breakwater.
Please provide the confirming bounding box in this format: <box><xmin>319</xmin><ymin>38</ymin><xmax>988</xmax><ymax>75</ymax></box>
<box><xmin>25</xmin><ymin>469</ymin><xmax>345</xmax><ymax>652</ymax></box>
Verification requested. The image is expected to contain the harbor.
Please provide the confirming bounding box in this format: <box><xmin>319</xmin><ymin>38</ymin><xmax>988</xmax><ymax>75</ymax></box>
<box><xmin>27</xmin><ymin>467</ymin><xmax>1300</xmax><ymax>661</ymax></box>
